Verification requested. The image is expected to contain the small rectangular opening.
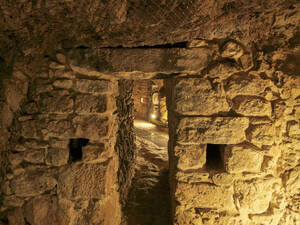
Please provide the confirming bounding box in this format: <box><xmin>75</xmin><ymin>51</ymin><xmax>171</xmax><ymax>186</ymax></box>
<box><xmin>69</xmin><ymin>138</ymin><xmax>89</xmax><ymax>162</ymax></box>
<box><xmin>205</xmin><ymin>144</ymin><xmax>226</xmax><ymax>171</ymax></box>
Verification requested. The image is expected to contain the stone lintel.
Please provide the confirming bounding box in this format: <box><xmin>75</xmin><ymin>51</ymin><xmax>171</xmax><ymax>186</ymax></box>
<box><xmin>68</xmin><ymin>47</ymin><xmax>213</xmax><ymax>79</ymax></box>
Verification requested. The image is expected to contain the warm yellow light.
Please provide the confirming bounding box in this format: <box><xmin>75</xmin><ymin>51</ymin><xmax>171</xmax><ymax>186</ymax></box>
<box><xmin>134</xmin><ymin>120</ymin><xmax>156</xmax><ymax>129</ymax></box>
<box><xmin>151</xmin><ymin>114</ymin><xmax>156</xmax><ymax>119</ymax></box>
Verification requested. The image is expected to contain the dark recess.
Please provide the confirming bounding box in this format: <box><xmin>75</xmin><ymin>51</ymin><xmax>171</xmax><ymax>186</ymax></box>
<box><xmin>69</xmin><ymin>138</ymin><xmax>89</xmax><ymax>162</ymax></box>
<box><xmin>205</xmin><ymin>144</ymin><xmax>225</xmax><ymax>170</ymax></box>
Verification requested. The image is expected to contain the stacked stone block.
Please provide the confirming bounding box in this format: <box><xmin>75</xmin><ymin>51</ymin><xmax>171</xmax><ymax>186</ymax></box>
<box><xmin>0</xmin><ymin>61</ymin><xmax>123</xmax><ymax>225</ymax></box>
<box><xmin>167</xmin><ymin>42</ymin><xmax>300</xmax><ymax>225</ymax></box>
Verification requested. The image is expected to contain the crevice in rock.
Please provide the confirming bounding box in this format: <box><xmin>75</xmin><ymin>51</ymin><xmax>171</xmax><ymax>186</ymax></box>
<box><xmin>103</xmin><ymin>41</ymin><xmax>188</xmax><ymax>49</ymax></box>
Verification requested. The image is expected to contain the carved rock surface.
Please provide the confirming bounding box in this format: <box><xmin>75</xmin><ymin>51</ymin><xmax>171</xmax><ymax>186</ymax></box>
<box><xmin>176</xmin><ymin>183</ymin><xmax>236</xmax><ymax>212</ymax></box>
<box><xmin>225</xmin><ymin>145</ymin><xmax>264</xmax><ymax>173</ymax></box>
<box><xmin>176</xmin><ymin>117</ymin><xmax>249</xmax><ymax>144</ymax></box>
<box><xmin>173</xmin><ymin>78</ymin><xmax>230</xmax><ymax>115</ymax></box>
<box><xmin>10</xmin><ymin>170</ymin><xmax>57</xmax><ymax>197</ymax></box>
<box><xmin>58</xmin><ymin>163</ymin><xmax>108</xmax><ymax>200</ymax></box>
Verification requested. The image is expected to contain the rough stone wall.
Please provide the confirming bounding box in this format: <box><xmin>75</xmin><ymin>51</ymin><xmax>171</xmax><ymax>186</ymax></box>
<box><xmin>115</xmin><ymin>80</ymin><xmax>136</xmax><ymax>210</ymax></box>
<box><xmin>166</xmin><ymin>40</ymin><xmax>300</xmax><ymax>225</ymax></box>
<box><xmin>132</xmin><ymin>80</ymin><xmax>152</xmax><ymax>120</ymax></box>
<box><xmin>0</xmin><ymin>59</ymin><xmax>125</xmax><ymax>225</ymax></box>
<box><xmin>0</xmin><ymin>70</ymin><xmax>29</xmax><ymax>207</ymax></box>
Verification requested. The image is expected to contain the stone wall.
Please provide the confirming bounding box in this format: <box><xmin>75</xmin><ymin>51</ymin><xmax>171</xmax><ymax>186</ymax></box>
<box><xmin>0</xmin><ymin>69</ymin><xmax>29</xmax><ymax>210</ymax></box>
<box><xmin>166</xmin><ymin>40</ymin><xmax>300</xmax><ymax>225</ymax></box>
<box><xmin>115</xmin><ymin>80</ymin><xmax>136</xmax><ymax>210</ymax></box>
<box><xmin>133</xmin><ymin>80</ymin><xmax>152</xmax><ymax>120</ymax></box>
<box><xmin>0</xmin><ymin>58</ymin><xmax>130</xmax><ymax>225</ymax></box>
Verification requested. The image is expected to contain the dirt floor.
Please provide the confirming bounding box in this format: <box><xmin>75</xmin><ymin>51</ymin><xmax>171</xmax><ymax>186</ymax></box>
<box><xmin>124</xmin><ymin>120</ymin><xmax>170</xmax><ymax>225</ymax></box>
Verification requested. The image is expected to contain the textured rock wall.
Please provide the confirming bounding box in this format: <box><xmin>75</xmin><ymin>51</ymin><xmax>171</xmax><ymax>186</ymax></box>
<box><xmin>166</xmin><ymin>40</ymin><xmax>300</xmax><ymax>225</ymax></box>
<box><xmin>0</xmin><ymin>70</ymin><xmax>29</xmax><ymax>204</ymax></box>
<box><xmin>115</xmin><ymin>80</ymin><xmax>136</xmax><ymax>210</ymax></box>
<box><xmin>0</xmin><ymin>58</ymin><xmax>127</xmax><ymax>224</ymax></box>
<box><xmin>132</xmin><ymin>80</ymin><xmax>152</xmax><ymax>120</ymax></box>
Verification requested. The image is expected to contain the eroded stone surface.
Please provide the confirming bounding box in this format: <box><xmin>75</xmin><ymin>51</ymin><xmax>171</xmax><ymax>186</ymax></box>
<box><xmin>173</xmin><ymin>78</ymin><xmax>230</xmax><ymax>115</ymax></box>
<box><xmin>234</xmin><ymin>178</ymin><xmax>275</xmax><ymax>214</ymax></box>
<box><xmin>232</xmin><ymin>96</ymin><xmax>272</xmax><ymax>117</ymax></box>
<box><xmin>10</xmin><ymin>170</ymin><xmax>57</xmax><ymax>197</ymax></box>
<box><xmin>176</xmin><ymin>117</ymin><xmax>249</xmax><ymax>144</ymax></box>
<box><xmin>58</xmin><ymin>163</ymin><xmax>108</xmax><ymax>200</ymax></box>
<box><xmin>24</xmin><ymin>195</ymin><xmax>59</xmax><ymax>225</ymax></box>
<box><xmin>174</xmin><ymin>144</ymin><xmax>206</xmax><ymax>171</ymax></box>
<box><xmin>176</xmin><ymin>183</ymin><xmax>236</xmax><ymax>212</ymax></box>
<box><xmin>225</xmin><ymin>144</ymin><xmax>264</xmax><ymax>173</ymax></box>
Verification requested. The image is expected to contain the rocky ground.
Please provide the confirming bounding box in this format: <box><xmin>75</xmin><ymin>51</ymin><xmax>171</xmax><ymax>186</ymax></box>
<box><xmin>124</xmin><ymin>121</ymin><xmax>170</xmax><ymax>225</ymax></box>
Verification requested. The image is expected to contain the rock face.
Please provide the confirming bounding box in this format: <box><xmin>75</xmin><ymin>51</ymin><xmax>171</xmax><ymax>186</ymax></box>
<box><xmin>0</xmin><ymin>1</ymin><xmax>299</xmax><ymax>224</ymax></box>
<box><xmin>165</xmin><ymin>39</ymin><xmax>300</xmax><ymax>224</ymax></box>
<box><xmin>0</xmin><ymin>65</ymin><xmax>132</xmax><ymax>224</ymax></box>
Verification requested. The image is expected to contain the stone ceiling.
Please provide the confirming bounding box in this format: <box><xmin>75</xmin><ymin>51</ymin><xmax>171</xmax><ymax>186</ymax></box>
<box><xmin>0</xmin><ymin>0</ymin><xmax>299</xmax><ymax>78</ymax></box>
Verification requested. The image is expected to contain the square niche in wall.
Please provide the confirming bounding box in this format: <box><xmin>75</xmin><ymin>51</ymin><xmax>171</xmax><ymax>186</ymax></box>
<box><xmin>205</xmin><ymin>144</ymin><xmax>226</xmax><ymax>171</ymax></box>
<box><xmin>68</xmin><ymin>138</ymin><xmax>89</xmax><ymax>163</ymax></box>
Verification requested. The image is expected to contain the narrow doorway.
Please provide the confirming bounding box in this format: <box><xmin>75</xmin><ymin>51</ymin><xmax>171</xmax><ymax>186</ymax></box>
<box><xmin>124</xmin><ymin>79</ymin><xmax>170</xmax><ymax>225</ymax></box>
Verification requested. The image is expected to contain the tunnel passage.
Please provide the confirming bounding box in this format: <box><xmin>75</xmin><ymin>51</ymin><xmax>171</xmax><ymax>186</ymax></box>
<box><xmin>124</xmin><ymin>79</ymin><xmax>170</xmax><ymax>225</ymax></box>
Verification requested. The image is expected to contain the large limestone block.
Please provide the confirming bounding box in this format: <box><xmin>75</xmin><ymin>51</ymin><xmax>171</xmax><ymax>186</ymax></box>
<box><xmin>24</xmin><ymin>150</ymin><xmax>45</xmax><ymax>164</ymax></box>
<box><xmin>277</xmin><ymin>140</ymin><xmax>300</xmax><ymax>171</ymax></box>
<box><xmin>232</xmin><ymin>96</ymin><xmax>272</xmax><ymax>117</ymax></box>
<box><xmin>10</xmin><ymin>170</ymin><xmax>57</xmax><ymax>197</ymax></box>
<box><xmin>73</xmin><ymin>115</ymin><xmax>109</xmax><ymax>141</ymax></box>
<box><xmin>45</xmin><ymin>148</ymin><xmax>69</xmax><ymax>166</ymax></box>
<box><xmin>221</xmin><ymin>41</ymin><xmax>244</xmax><ymax>59</ymax></box>
<box><xmin>280</xmin><ymin>75</ymin><xmax>300</xmax><ymax>99</ymax></box>
<box><xmin>212</xmin><ymin>173</ymin><xmax>234</xmax><ymax>186</ymax></box>
<box><xmin>7</xmin><ymin>207</ymin><xmax>25</xmax><ymax>225</ymax></box>
<box><xmin>69</xmin><ymin>47</ymin><xmax>214</xmax><ymax>75</ymax></box>
<box><xmin>173</xmin><ymin>78</ymin><xmax>230</xmax><ymax>115</ymax></box>
<box><xmin>225</xmin><ymin>145</ymin><xmax>264</xmax><ymax>173</ymax></box>
<box><xmin>24</xmin><ymin>195</ymin><xmax>59</xmax><ymax>225</ymax></box>
<box><xmin>234</xmin><ymin>178</ymin><xmax>275</xmax><ymax>214</ymax></box>
<box><xmin>177</xmin><ymin>117</ymin><xmax>249</xmax><ymax>144</ymax></box>
<box><xmin>74</xmin><ymin>79</ymin><xmax>110</xmax><ymax>93</ymax></box>
<box><xmin>3</xmin><ymin>195</ymin><xmax>24</xmax><ymax>208</ymax></box>
<box><xmin>248</xmin><ymin>123</ymin><xmax>275</xmax><ymax>147</ymax></box>
<box><xmin>90</xmin><ymin>192</ymin><xmax>121</xmax><ymax>225</ymax></box>
<box><xmin>287</xmin><ymin>120</ymin><xmax>300</xmax><ymax>138</ymax></box>
<box><xmin>58</xmin><ymin>162</ymin><xmax>109</xmax><ymax>200</ymax></box>
<box><xmin>284</xmin><ymin>166</ymin><xmax>300</xmax><ymax>195</ymax></box>
<box><xmin>224</xmin><ymin>73</ymin><xmax>276</xmax><ymax>98</ymax></box>
<box><xmin>174</xmin><ymin>144</ymin><xmax>206</xmax><ymax>171</ymax></box>
<box><xmin>207</xmin><ymin>61</ymin><xmax>240</xmax><ymax>78</ymax></box>
<box><xmin>175</xmin><ymin>171</ymin><xmax>212</xmax><ymax>184</ymax></box>
<box><xmin>41</xmin><ymin>117</ymin><xmax>74</xmax><ymax>139</ymax></box>
<box><xmin>0</xmin><ymin>102</ymin><xmax>13</xmax><ymax>128</ymax></box>
<box><xmin>39</xmin><ymin>91</ymin><xmax>73</xmax><ymax>113</ymax></box>
<box><xmin>20</xmin><ymin>120</ymin><xmax>39</xmax><ymax>138</ymax></box>
<box><xmin>175</xmin><ymin>183</ymin><xmax>236</xmax><ymax>212</ymax></box>
<box><xmin>74</xmin><ymin>94</ymin><xmax>107</xmax><ymax>113</ymax></box>
<box><xmin>4</xmin><ymin>73</ymin><xmax>28</xmax><ymax>112</ymax></box>
<box><xmin>53</xmin><ymin>79</ymin><xmax>73</xmax><ymax>89</ymax></box>
<box><xmin>82</xmin><ymin>143</ymin><xmax>109</xmax><ymax>163</ymax></box>
<box><xmin>173</xmin><ymin>206</ymin><xmax>203</xmax><ymax>225</ymax></box>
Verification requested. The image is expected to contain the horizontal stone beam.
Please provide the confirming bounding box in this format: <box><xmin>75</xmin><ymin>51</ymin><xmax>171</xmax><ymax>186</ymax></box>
<box><xmin>68</xmin><ymin>47</ymin><xmax>214</xmax><ymax>79</ymax></box>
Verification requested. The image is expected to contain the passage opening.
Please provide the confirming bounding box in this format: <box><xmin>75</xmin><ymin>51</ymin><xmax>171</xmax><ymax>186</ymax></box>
<box><xmin>125</xmin><ymin>79</ymin><xmax>170</xmax><ymax>225</ymax></box>
<box><xmin>205</xmin><ymin>144</ymin><xmax>226</xmax><ymax>171</ymax></box>
<box><xmin>69</xmin><ymin>138</ymin><xmax>89</xmax><ymax>162</ymax></box>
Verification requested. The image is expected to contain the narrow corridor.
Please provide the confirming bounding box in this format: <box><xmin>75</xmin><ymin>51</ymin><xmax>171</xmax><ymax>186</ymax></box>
<box><xmin>124</xmin><ymin>120</ymin><xmax>170</xmax><ymax>225</ymax></box>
